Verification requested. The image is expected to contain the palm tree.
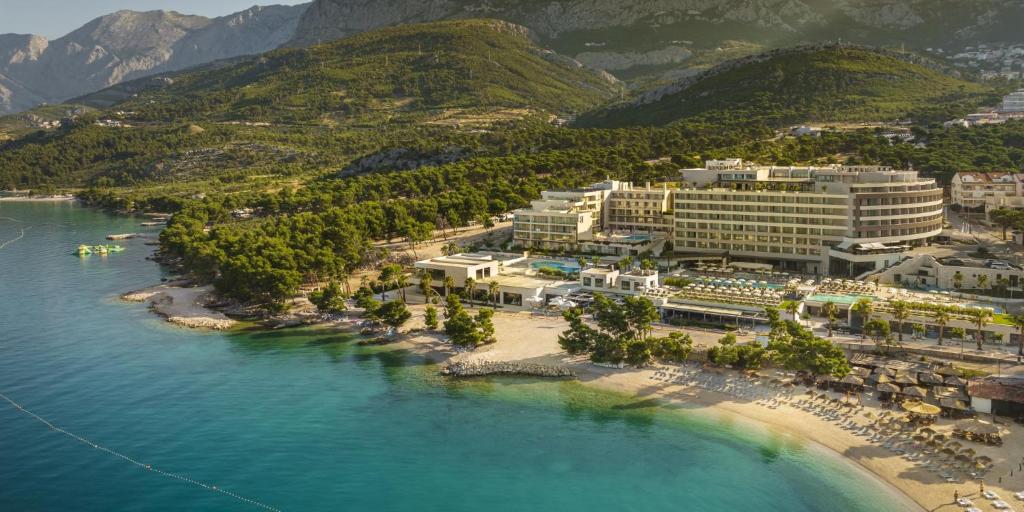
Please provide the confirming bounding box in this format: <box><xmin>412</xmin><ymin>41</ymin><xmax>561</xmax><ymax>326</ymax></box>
<box><xmin>1011</xmin><ymin>313</ymin><xmax>1024</xmax><ymax>357</ymax></box>
<box><xmin>576</xmin><ymin>256</ymin><xmax>588</xmax><ymax>270</ymax></box>
<box><xmin>890</xmin><ymin>300</ymin><xmax>910</xmax><ymax>343</ymax></box>
<box><xmin>953</xmin><ymin>272</ymin><xmax>963</xmax><ymax>290</ymax></box>
<box><xmin>822</xmin><ymin>301</ymin><xmax>838</xmax><ymax>337</ymax></box>
<box><xmin>443</xmin><ymin>276</ymin><xmax>455</xmax><ymax>297</ymax></box>
<box><xmin>463</xmin><ymin>277</ymin><xmax>476</xmax><ymax>304</ymax></box>
<box><xmin>976</xmin><ymin>274</ymin><xmax>988</xmax><ymax>291</ymax></box>
<box><xmin>619</xmin><ymin>255</ymin><xmax>634</xmax><ymax>272</ymax></box>
<box><xmin>488</xmin><ymin>280</ymin><xmax>500</xmax><ymax>306</ymax></box>
<box><xmin>933</xmin><ymin>309</ymin><xmax>950</xmax><ymax>346</ymax></box>
<box><xmin>783</xmin><ymin>300</ymin><xmax>800</xmax><ymax>323</ymax></box>
<box><xmin>851</xmin><ymin>298</ymin><xmax>873</xmax><ymax>340</ymax></box>
<box><xmin>969</xmin><ymin>308</ymin><xmax>993</xmax><ymax>351</ymax></box>
<box><xmin>640</xmin><ymin>258</ymin><xmax>657</xmax><ymax>274</ymax></box>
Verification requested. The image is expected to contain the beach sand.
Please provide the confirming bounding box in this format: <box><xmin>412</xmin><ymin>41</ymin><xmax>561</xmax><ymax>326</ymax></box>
<box><xmin>394</xmin><ymin>305</ymin><xmax>1024</xmax><ymax>512</ymax></box>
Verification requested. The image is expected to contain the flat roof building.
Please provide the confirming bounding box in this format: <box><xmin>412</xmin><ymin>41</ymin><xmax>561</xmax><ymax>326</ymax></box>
<box><xmin>674</xmin><ymin>161</ymin><xmax>943</xmax><ymax>277</ymax></box>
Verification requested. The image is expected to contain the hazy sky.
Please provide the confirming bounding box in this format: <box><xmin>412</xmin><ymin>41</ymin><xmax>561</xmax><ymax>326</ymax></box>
<box><xmin>0</xmin><ymin>1</ymin><xmax>309</xmax><ymax>38</ymax></box>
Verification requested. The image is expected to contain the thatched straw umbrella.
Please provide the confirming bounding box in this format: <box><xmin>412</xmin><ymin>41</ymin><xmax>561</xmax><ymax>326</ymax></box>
<box><xmin>944</xmin><ymin>376</ymin><xmax>967</xmax><ymax>387</ymax></box>
<box><xmin>851</xmin><ymin>367</ymin><xmax>872</xmax><ymax>378</ymax></box>
<box><xmin>894</xmin><ymin>373</ymin><xmax>919</xmax><ymax>386</ymax></box>
<box><xmin>901</xmin><ymin>386</ymin><xmax>927</xmax><ymax>399</ymax></box>
<box><xmin>936</xmin><ymin>366</ymin><xmax>961</xmax><ymax>377</ymax></box>
<box><xmin>955</xmin><ymin>419</ymin><xmax>999</xmax><ymax>435</ymax></box>
<box><xmin>918</xmin><ymin>372</ymin><xmax>943</xmax><ymax>385</ymax></box>
<box><xmin>869</xmin><ymin>374</ymin><xmax>893</xmax><ymax>385</ymax></box>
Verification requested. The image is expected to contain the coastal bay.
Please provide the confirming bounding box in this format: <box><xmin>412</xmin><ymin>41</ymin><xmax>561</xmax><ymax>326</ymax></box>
<box><xmin>0</xmin><ymin>192</ymin><xmax>916</xmax><ymax>511</ymax></box>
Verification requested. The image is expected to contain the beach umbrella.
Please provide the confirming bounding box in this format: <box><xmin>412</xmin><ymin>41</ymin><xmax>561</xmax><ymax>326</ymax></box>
<box><xmin>901</xmin><ymin>386</ymin><xmax>927</xmax><ymax>398</ymax></box>
<box><xmin>840</xmin><ymin>375</ymin><xmax>864</xmax><ymax>385</ymax></box>
<box><xmin>869</xmin><ymin>374</ymin><xmax>893</xmax><ymax>385</ymax></box>
<box><xmin>975</xmin><ymin>455</ymin><xmax>993</xmax><ymax>465</ymax></box>
<box><xmin>955</xmin><ymin>454</ymin><xmax>973</xmax><ymax>462</ymax></box>
<box><xmin>932</xmin><ymin>433</ymin><xmax>946</xmax><ymax>442</ymax></box>
<box><xmin>944</xmin><ymin>376</ymin><xmax>967</xmax><ymax>387</ymax></box>
<box><xmin>919</xmin><ymin>427</ymin><xmax>936</xmax><ymax>436</ymax></box>
<box><xmin>960</xmin><ymin>448</ymin><xmax>976</xmax><ymax>457</ymax></box>
<box><xmin>940</xmin><ymin>447</ymin><xmax>958</xmax><ymax>456</ymax></box>
<box><xmin>894</xmin><ymin>374</ymin><xmax>919</xmax><ymax>386</ymax></box>
<box><xmin>876</xmin><ymin>382</ymin><xmax>900</xmax><ymax>393</ymax></box>
<box><xmin>863</xmin><ymin>411</ymin><xmax>877</xmax><ymax>420</ymax></box>
<box><xmin>955</xmin><ymin>419</ymin><xmax>999</xmax><ymax>435</ymax></box>
<box><xmin>902</xmin><ymin>401</ymin><xmax>940</xmax><ymax>415</ymax></box>
<box><xmin>936</xmin><ymin>366</ymin><xmax>961</xmax><ymax>377</ymax></box>
<box><xmin>918</xmin><ymin>372</ymin><xmax>943</xmax><ymax>385</ymax></box>
<box><xmin>873</xmin><ymin>367</ymin><xmax>896</xmax><ymax>376</ymax></box>
<box><xmin>912</xmin><ymin>434</ymin><xmax>928</xmax><ymax>442</ymax></box>
<box><xmin>945</xmin><ymin>441</ymin><xmax>962</xmax><ymax>450</ymax></box>
<box><xmin>851</xmin><ymin>367</ymin><xmax>872</xmax><ymax>378</ymax></box>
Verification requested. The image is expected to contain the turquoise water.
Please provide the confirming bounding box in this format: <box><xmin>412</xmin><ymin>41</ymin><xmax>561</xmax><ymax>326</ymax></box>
<box><xmin>806</xmin><ymin>293</ymin><xmax>877</xmax><ymax>305</ymax></box>
<box><xmin>530</xmin><ymin>260</ymin><xmax>581</xmax><ymax>273</ymax></box>
<box><xmin>0</xmin><ymin>202</ymin><xmax>913</xmax><ymax>511</ymax></box>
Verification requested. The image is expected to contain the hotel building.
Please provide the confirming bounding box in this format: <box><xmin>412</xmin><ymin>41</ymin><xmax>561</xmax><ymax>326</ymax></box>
<box><xmin>513</xmin><ymin>160</ymin><xmax>944</xmax><ymax>276</ymax></box>
<box><xmin>674</xmin><ymin>160</ymin><xmax>943</xmax><ymax>276</ymax></box>
<box><xmin>512</xmin><ymin>180</ymin><xmax>672</xmax><ymax>256</ymax></box>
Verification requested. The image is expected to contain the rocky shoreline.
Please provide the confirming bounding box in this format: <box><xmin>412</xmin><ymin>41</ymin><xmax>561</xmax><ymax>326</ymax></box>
<box><xmin>441</xmin><ymin>360</ymin><xmax>576</xmax><ymax>379</ymax></box>
<box><xmin>122</xmin><ymin>283</ymin><xmax>237</xmax><ymax>330</ymax></box>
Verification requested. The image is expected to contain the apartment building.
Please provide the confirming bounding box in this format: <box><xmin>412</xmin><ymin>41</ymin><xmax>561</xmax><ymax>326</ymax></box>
<box><xmin>673</xmin><ymin>160</ymin><xmax>944</xmax><ymax>276</ymax></box>
<box><xmin>950</xmin><ymin>171</ymin><xmax>1024</xmax><ymax>211</ymax></box>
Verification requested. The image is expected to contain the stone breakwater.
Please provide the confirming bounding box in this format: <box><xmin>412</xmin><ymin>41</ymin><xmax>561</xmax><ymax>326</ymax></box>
<box><xmin>441</xmin><ymin>360</ymin><xmax>576</xmax><ymax>378</ymax></box>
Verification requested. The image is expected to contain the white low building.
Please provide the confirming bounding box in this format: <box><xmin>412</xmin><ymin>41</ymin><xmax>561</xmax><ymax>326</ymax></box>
<box><xmin>868</xmin><ymin>254</ymin><xmax>1023</xmax><ymax>291</ymax></box>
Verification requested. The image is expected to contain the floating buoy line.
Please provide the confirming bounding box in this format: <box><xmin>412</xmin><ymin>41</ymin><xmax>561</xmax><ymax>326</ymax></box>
<box><xmin>0</xmin><ymin>392</ymin><xmax>282</xmax><ymax>511</ymax></box>
<box><xmin>0</xmin><ymin>226</ymin><xmax>29</xmax><ymax>250</ymax></box>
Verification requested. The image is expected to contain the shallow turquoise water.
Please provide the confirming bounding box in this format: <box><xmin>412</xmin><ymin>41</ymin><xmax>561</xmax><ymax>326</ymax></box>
<box><xmin>0</xmin><ymin>202</ymin><xmax>912</xmax><ymax>511</ymax></box>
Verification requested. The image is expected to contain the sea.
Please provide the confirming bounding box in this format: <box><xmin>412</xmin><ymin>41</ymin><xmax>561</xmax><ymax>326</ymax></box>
<box><xmin>0</xmin><ymin>201</ymin><xmax>914</xmax><ymax>511</ymax></box>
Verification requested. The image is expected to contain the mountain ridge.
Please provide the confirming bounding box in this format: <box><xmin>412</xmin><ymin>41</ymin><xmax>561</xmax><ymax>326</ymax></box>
<box><xmin>577</xmin><ymin>44</ymin><xmax>998</xmax><ymax>128</ymax></box>
<box><xmin>0</xmin><ymin>4</ymin><xmax>309</xmax><ymax>114</ymax></box>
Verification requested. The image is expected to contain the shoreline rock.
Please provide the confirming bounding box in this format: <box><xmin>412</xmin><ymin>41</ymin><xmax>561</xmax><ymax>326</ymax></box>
<box><xmin>441</xmin><ymin>360</ymin><xmax>576</xmax><ymax>379</ymax></box>
<box><xmin>121</xmin><ymin>283</ymin><xmax>237</xmax><ymax>331</ymax></box>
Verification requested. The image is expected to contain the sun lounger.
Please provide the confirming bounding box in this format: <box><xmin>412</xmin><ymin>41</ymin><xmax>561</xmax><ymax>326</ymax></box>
<box><xmin>957</xmin><ymin>497</ymin><xmax>973</xmax><ymax>506</ymax></box>
<box><xmin>983</xmin><ymin>491</ymin><xmax>1000</xmax><ymax>500</ymax></box>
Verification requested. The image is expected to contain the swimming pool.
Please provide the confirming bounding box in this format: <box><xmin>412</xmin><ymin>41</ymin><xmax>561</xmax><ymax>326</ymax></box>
<box><xmin>805</xmin><ymin>294</ymin><xmax>876</xmax><ymax>305</ymax></box>
<box><xmin>531</xmin><ymin>260</ymin><xmax>582</xmax><ymax>274</ymax></box>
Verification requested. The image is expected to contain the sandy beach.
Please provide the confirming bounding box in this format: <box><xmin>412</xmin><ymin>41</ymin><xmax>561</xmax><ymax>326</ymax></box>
<box><xmin>122</xmin><ymin>282</ymin><xmax>236</xmax><ymax>330</ymax></box>
<box><xmin>391</xmin><ymin>304</ymin><xmax>1024</xmax><ymax>512</ymax></box>
<box><xmin>0</xmin><ymin>195</ymin><xmax>76</xmax><ymax>202</ymax></box>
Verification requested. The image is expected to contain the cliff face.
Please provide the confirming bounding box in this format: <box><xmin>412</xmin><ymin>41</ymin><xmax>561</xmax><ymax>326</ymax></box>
<box><xmin>289</xmin><ymin>0</ymin><xmax>1024</xmax><ymax>79</ymax></box>
<box><xmin>0</xmin><ymin>5</ymin><xmax>309</xmax><ymax>114</ymax></box>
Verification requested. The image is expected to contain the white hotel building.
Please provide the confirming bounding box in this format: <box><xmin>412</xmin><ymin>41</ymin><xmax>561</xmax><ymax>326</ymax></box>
<box><xmin>513</xmin><ymin>160</ymin><xmax>944</xmax><ymax>277</ymax></box>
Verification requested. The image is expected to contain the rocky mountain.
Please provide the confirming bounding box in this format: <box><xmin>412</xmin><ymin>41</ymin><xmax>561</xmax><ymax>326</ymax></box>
<box><xmin>289</xmin><ymin>0</ymin><xmax>1024</xmax><ymax>82</ymax></box>
<box><xmin>97</xmin><ymin>19</ymin><xmax>619</xmax><ymax>123</ymax></box>
<box><xmin>0</xmin><ymin>4</ymin><xmax>309</xmax><ymax>114</ymax></box>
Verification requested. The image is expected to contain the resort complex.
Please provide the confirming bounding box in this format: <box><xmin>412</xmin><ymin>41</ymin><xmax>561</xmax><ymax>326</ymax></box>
<box><xmin>514</xmin><ymin>159</ymin><xmax>944</xmax><ymax>276</ymax></box>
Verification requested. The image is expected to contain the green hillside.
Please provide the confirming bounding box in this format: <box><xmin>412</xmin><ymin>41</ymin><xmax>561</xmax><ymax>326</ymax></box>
<box><xmin>579</xmin><ymin>45</ymin><xmax>999</xmax><ymax>128</ymax></box>
<box><xmin>108</xmin><ymin>19</ymin><xmax>619</xmax><ymax>124</ymax></box>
